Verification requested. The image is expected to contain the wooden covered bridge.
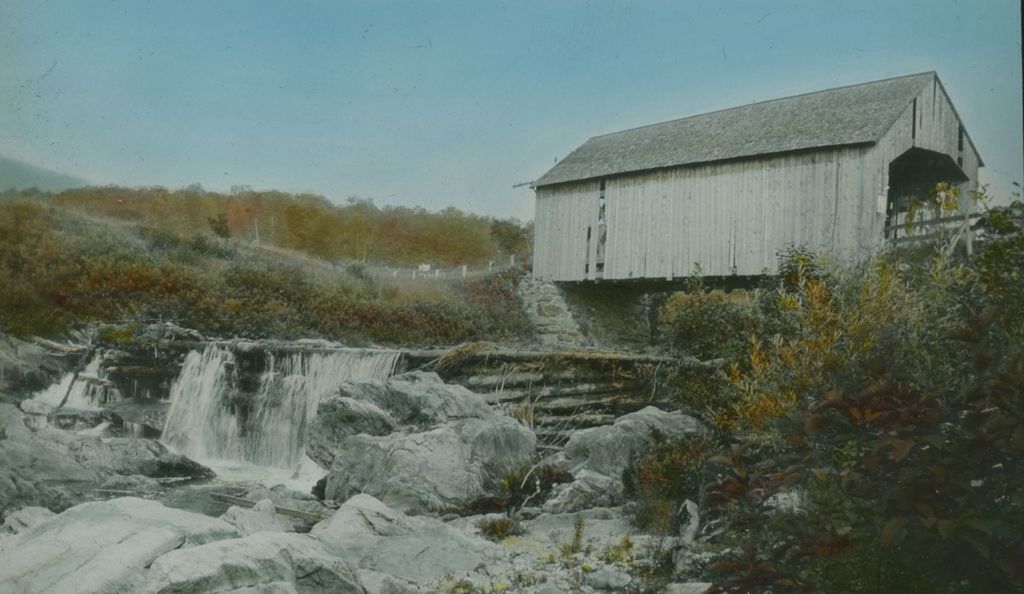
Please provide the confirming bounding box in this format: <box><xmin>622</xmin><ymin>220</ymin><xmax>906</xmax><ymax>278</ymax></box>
<box><xmin>531</xmin><ymin>72</ymin><xmax>983</xmax><ymax>283</ymax></box>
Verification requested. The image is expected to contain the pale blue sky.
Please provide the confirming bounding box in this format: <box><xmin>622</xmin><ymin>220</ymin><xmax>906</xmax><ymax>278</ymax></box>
<box><xmin>2</xmin><ymin>0</ymin><xmax>1021</xmax><ymax>219</ymax></box>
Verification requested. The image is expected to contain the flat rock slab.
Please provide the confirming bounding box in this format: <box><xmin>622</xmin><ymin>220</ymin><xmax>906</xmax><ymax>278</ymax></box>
<box><xmin>0</xmin><ymin>497</ymin><xmax>238</xmax><ymax>594</ymax></box>
<box><xmin>312</xmin><ymin>494</ymin><xmax>507</xmax><ymax>585</ymax></box>
<box><xmin>143</xmin><ymin>532</ymin><xmax>365</xmax><ymax>594</ymax></box>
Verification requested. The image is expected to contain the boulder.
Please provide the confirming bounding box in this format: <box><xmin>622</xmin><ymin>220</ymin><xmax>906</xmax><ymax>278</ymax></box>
<box><xmin>108</xmin><ymin>397</ymin><xmax>171</xmax><ymax>436</ymax></box>
<box><xmin>0</xmin><ymin>332</ymin><xmax>66</xmax><ymax>400</ymax></box>
<box><xmin>243</xmin><ymin>484</ymin><xmax>330</xmax><ymax>531</ymax></box>
<box><xmin>564</xmin><ymin>406</ymin><xmax>703</xmax><ymax>479</ymax></box>
<box><xmin>221</xmin><ymin>498</ymin><xmax>289</xmax><ymax>536</ymax></box>
<box><xmin>0</xmin><ymin>403</ymin><xmax>100</xmax><ymax>513</ymax></box>
<box><xmin>324</xmin><ymin>416</ymin><xmax>535</xmax><ymax>513</ymax></box>
<box><xmin>337</xmin><ymin>371</ymin><xmax>494</xmax><ymax>427</ymax></box>
<box><xmin>41</xmin><ymin>426</ymin><xmax>214</xmax><ymax>479</ymax></box>
<box><xmin>306</xmin><ymin>396</ymin><xmax>396</xmax><ymax>468</ymax></box>
<box><xmin>312</xmin><ymin>494</ymin><xmax>507</xmax><ymax>584</ymax></box>
<box><xmin>1</xmin><ymin>506</ymin><xmax>56</xmax><ymax>534</ymax></box>
<box><xmin>0</xmin><ymin>497</ymin><xmax>238</xmax><ymax>593</ymax></box>
<box><xmin>143</xmin><ymin>532</ymin><xmax>365</xmax><ymax>594</ymax></box>
<box><xmin>541</xmin><ymin>470</ymin><xmax>624</xmax><ymax>514</ymax></box>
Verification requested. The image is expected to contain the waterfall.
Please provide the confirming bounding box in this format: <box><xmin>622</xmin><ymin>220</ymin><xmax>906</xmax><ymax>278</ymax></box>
<box><xmin>26</xmin><ymin>352</ymin><xmax>120</xmax><ymax>411</ymax></box>
<box><xmin>161</xmin><ymin>344</ymin><xmax>400</xmax><ymax>470</ymax></box>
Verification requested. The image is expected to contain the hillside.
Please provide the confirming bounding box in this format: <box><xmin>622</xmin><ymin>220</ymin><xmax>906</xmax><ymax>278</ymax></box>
<box><xmin>0</xmin><ymin>198</ymin><xmax>532</xmax><ymax>345</ymax></box>
<box><xmin>0</xmin><ymin>156</ymin><xmax>88</xmax><ymax>192</ymax></box>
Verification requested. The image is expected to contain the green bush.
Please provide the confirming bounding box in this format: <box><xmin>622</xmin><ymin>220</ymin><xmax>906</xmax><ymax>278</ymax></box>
<box><xmin>660</xmin><ymin>267</ymin><xmax>762</xmax><ymax>361</ymax></box>
<box><xmin>623</xmin><ymin>432</ymin><xmax>715</xmax><ymax>534</ymax></box>
<box><xmin>693</xmin><ymin>209</ymin><xmax>1024</xmax><ymax>592</ymax></box>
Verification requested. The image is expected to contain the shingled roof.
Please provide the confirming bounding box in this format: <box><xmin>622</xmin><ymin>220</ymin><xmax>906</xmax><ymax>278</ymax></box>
<box><xmin>534</xmin><ymin>72</ymin><xmax>936</xmax><ymax>187</ymax></box>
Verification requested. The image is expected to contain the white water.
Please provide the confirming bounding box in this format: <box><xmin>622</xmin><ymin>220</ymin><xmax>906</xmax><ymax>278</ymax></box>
<box><xmin>25</xmin><ymin>352</ymin><xmax>121</xmax><ymax>412</ymax></box>
<box><xmin>161</xmin><ymin>345</ymin><xmax>400</xmax><ymax>475</ymax></box>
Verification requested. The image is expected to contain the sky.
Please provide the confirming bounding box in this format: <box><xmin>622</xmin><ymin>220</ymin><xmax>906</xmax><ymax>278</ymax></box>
<box><xmin>1</xmin><ymin>0</ymin><xmax>1021</xmax><ymax>220</ymax></box>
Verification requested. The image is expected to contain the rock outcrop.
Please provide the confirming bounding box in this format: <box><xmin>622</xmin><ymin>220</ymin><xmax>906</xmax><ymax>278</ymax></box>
<box><xmin>544</xmin><ymin>406</ymin><xmax>704</xmax><ymax>512</ymax></box>
<box><xmin>313</xmin><ymin>372</ymin><xmax>536</xmax><ymax>513</ymax></box>
<box><xmin>311</xmin><ymin>494</ymin><xmax>507</xmax><ymax>586</ymax></box>
<box><xmin>0</xmin><ymin>497</ymin><xmax>238</xmax><ymax>593</ymax></box>
<box><xmin>0</xmin><ymin>506</ymin><xmax>56</xmax><ymax>535</ymax></box>
<box><xmin>220</xmin><ymin>498</ymin><xmax>289</xmax><ymax>536</ymax></box>
<box><xmin>0</xmin><ymin>403</ymin><xmax>212</xmax><ymax>514</ymax></box>
<box><xmin>143</xmin><ymin>532</ymin><xmax>366</xmax><ymax>594</ymax></box>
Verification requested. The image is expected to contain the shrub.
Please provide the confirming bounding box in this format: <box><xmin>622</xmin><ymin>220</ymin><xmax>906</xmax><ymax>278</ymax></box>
<box><xmin>623</xmin><ymin>432</ymin><xmax>715</xmax><ymax>534</ymax></box>
<box><xmin>477</xmin><ymin>516</ymin><xmax>525</xmax><ymax>541</ymax></box>
<box><xmin>697</xmin><ymin>217</ymin><xmax>1024</xmax><ymax>592</ymax></box>
<box><xmin>660</xmin><ymin>267</ymin><xmax>761</xmax><ymax>361</ymax></box>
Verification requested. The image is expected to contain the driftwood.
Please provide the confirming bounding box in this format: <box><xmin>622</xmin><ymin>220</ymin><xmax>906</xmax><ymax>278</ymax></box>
<box><xmin>32</xmin><ymin>337</ymin><xmax>88</xmax><ymax>353</ymax></box>
<box><xmin>210</xmin><ymin>492</ymin><xmax>325</xmax><ymax>522</ymax></box>
<box><xmin>480</xmin><ymin>381</ymin><xmax>641</xmax><ymax>404</ymax></box>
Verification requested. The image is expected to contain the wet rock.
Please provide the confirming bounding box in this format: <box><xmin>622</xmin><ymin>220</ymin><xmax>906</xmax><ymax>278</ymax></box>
<box><xmin>324</xmin><ymin>416</ymin><xmax>535</xmax><ymax>514</ymax></box>
<box><xmin>221</xmin><ymin>499</ymin><xmax>289</xmax><ymax>536</ymax></box>
<box><xmin>99</xmin><ymin>474</ymin><xmax>163</xmax><ymax>492</ymax></box>
<box><xmin>1</xmin><ymin>506</ymin><xmax>56</xmax><ymax>534</ymax></box>
<box><xmin>0</xmin><ymin>497</ymin><xmax>238</xmax><ymax>593</ymax></box>
<box><xmin>0</xmin><ymin>403</ymin><xmax>99</xmax><ymax>514</ymax></box>
<box><xmin>306</xmin><ymin>396</ymin><xmax>396</xmax><ymax>468</ymax></box>
<box><xmin>312</xmin><ymin>494</ymin><xmax>507</xmax><ymax>585</ymax></box>
<box><xmin>243</xmin><ymin>484</ymin><xmax>330</xmax><ymax>531</ymax></box>
<box><xmin>108</xmin><ymin>397</ymin><xmax>170</xmax><ymax>436</ymax></box>
<box><xmin>43</xmin><ymin>428</ymin><xmax>214</xmax><ymax>479</ymax></box>
<box><xmin>0</xmin><ymin>332</ymin><xmax>66</xmax><ymax>401</ymax></box>
<box><xmin>1</xmin><ymin>403</ymin><xmax>212</xmax><ymax>515</ymax></box>
<box><xmin>143</xmin><ymin>531</ymin><xmax>364</xmax><ymax>594</ymax></box>
<box><xmin>48</xmin><ymin>407</ymin><xmax>114</xmax><ymax>432</ymax></box>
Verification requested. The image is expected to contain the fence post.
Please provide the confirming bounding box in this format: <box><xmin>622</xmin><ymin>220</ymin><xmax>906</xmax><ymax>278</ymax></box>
<box><xmin>434</xmin><ymin>269</ymin><xmax>439</xmax><ymax>280</ymax></box>
<box><xmin>510</xmin><ymin>254</ymin><xmax>516</xmax><ymax>268</ymax></box>
<box><xmin>461</xmin><ymin>265</ymin><xmax>467</xmax><ymax>279</ymax></box>
<box><xmin>412</xmin><ymin>270</ymin><xmax>417</xmax><ymax>280</ymax></box>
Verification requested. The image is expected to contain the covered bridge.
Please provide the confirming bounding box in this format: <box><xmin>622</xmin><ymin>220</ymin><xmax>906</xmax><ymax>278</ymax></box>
<box><xmin>531</xmin><ymin>72</ymin><xmax>982</xmax><ymax>282</ymax></box>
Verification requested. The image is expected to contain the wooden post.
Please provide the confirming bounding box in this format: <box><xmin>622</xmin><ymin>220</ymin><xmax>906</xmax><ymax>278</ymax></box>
<box><xmin>510</xmin><ymin>254</ymin><xmax>516</xmax><ymax>267</ymax></box>
<box><xmin>434</xmin><ymin>269</ymin><xmax>439</xmax><ymax>280</ymax></box>
<box><xmin>412</xmin><ymin>269</ymin><xmax>417</xmax><ymax>280</ymax></box>
<box><xmin>461</xmin><ymin>265</ymin><xmax>467</xmax><ymax>279</ymax></box>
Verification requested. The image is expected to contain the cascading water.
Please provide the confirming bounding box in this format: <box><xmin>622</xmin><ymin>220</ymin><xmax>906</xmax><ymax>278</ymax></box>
<box><xmin>161</xmin><ymin>344</ymin><xmax>400</xmax><ymax>472</ymax></box>
<box><xmin>26</xmin><ymin>352</ymin><xmax>121</xmax><ymax>411</ymax></box>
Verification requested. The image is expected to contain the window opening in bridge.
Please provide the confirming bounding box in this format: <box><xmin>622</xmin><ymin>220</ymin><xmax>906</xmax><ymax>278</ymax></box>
<box><xmin>958</xmin><ymin>124</ymin><xmax>964</xmax><ymax>151</ymax></box>
<box><xmin>584</xmin><ymin>226</ymin><xmax>592</xmax><ymax>274</ymax></box>
<box><xmin>885</xmin><ymin>148</ymin><xmax>969</xmax><ymax>241</ymax></box>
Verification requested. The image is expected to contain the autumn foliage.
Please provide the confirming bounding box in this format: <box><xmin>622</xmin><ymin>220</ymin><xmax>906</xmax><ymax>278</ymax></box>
<box><xmin>653</xmin><ymin>199</ymin><xmax>1024</xmax><ymax>592</ymax></box>
<box><xmin>0</xmin><ymin>193</ymin><xmax>531</xmax><ymax>345</ymax></box>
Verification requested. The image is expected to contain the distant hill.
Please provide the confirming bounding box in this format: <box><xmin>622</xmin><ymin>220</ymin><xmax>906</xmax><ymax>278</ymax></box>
<box><xmin>0</xmin><ymin>156</ymin><xmax>88</xmax><ymax>192</ymax></box>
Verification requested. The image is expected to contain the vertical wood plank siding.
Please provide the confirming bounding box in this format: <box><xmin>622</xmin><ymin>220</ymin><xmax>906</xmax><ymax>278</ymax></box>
<box><xmin>534</xmin><ymin>75</ymin><xmax>981</xmax><ymax>283</ymax></box>
<box><xmin>536</xmin><ymin>147</ymin><xmax>870</xmax><ymax>280</ymax></box>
